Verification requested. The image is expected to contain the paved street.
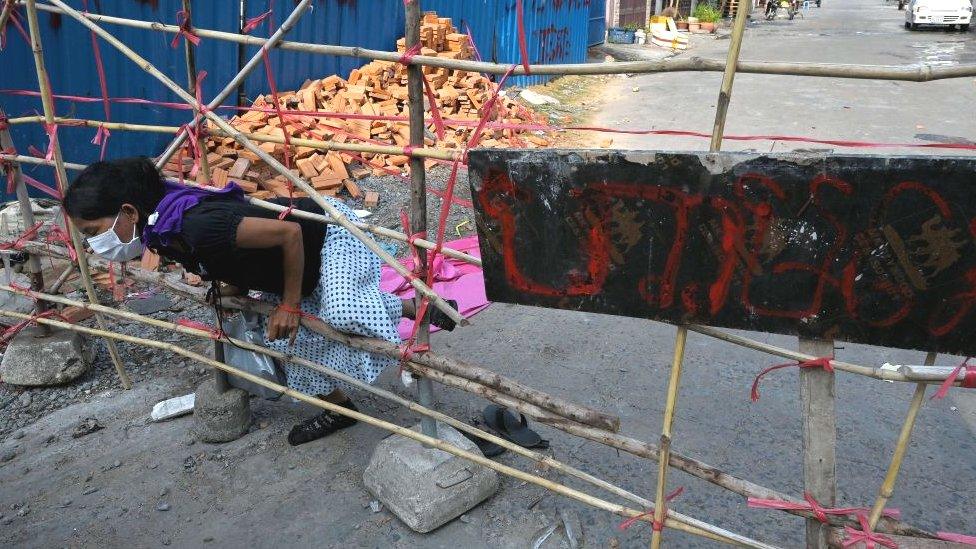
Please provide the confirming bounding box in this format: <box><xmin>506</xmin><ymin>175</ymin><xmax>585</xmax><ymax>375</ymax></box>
<box><xmin>595</xmin><ymin>0</ymin><xmax>976</xmax><ymax>156</ymax></box>
<box><xmin>2</xmin><ymin>1</ymin><xmax>975</xmax><ymax>548</ymax></box>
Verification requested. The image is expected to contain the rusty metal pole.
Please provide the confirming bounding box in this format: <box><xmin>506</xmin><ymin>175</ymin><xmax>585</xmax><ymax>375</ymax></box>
<box><xmin>404</xmin><ymin>0</ymin><xmax>437</xmax><ymax>439</ymax></box>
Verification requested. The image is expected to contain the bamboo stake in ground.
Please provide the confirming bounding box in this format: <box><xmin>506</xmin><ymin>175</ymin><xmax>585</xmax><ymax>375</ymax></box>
<box><xmin>867</xmin><ymin>351</ymin><xmax>937</xmax><ymax>529</ymax></box>
<box><xmin>0</xmin><ymin>308</ymin><xmax>759</xmax><ymax>547</ymax></box>
<box><xmin>0</xmin><ymin>285</ymin><xmax>778</xmax><ymax>548</ymax></box>
<box><xmin>42</xmin><ymin>0</ymin><xmax>462</xmax><ymax>326</ymax></box>
<box><xmin>650</xmin><ymin>326</ymin><xmax>688</xmax><ymax>549</ymax></box>
<box><xmin>23</xmin><ymin>0</ymin><xmax>131</xmax><ymax>389</ymax></box>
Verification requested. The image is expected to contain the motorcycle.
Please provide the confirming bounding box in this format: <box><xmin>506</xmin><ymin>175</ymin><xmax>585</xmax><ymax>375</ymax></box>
<box><xmin>764</xmin><ymin>0</ymin><xmax>799</xmax><ymax>19</ymax></box>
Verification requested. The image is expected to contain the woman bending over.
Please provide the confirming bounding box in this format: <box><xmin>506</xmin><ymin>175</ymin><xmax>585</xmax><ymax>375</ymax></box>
<box><xmin>63</xmin><ymin>157</ymin><xmax>455</xmax><ymax>445</ymax></box>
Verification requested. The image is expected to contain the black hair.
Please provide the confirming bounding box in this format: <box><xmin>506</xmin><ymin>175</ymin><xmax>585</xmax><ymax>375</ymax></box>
<box><xmin>62</xmin><ymin>157</ymin><xmax>165</xmax><ymax>231</ymax></box>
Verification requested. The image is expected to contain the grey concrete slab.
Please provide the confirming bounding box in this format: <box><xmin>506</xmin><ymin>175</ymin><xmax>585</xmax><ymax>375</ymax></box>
<box><xmin>0</xmin><ymin>326</ymin><xmax>89</xmax><ymax>387</ymax></box>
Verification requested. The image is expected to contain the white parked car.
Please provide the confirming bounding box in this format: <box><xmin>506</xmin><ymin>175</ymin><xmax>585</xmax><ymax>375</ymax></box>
<box><xmin>905</xmin><ymin>0</ymin><xmax>972</xmax><ymax>30</ymax></box>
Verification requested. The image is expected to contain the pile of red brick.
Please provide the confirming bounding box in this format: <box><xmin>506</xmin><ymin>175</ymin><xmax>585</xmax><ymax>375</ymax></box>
<box><xmin>162</xmin><ymin>12</ymin><xmax>549</xmax><ymax>208</ymax></box>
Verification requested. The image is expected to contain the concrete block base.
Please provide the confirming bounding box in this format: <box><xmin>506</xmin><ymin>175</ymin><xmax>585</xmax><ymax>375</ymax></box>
<box><xmin>0</xmin><ymin>326</ymin><xmax>89</xmax><ymax>386</ymax></box>
<box><xmin>193</xmin><ymin>378</ymin><xmax>250</xmax><ymax>443</ymax></box>
<box><xmin>363</xmin><ymin>422</ymin><xmax>499</xmax><ymax>533</ymax></box>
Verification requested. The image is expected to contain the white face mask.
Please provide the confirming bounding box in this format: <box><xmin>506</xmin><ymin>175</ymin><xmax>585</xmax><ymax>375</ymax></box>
<box><xmin>87</xmin><ymin>213</ymin><xmax>144</xmax><ymax>262</ymax></box>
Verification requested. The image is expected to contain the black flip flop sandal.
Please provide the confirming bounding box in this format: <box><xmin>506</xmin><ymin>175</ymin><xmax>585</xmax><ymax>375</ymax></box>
<box><xmin>483</xmin><ymin>405</ymin><xmax>549</xmax><ymax>449</ymax></box>
<box><xmin>429</xmin><ymin>299</ymin><xmax>460</xmax><ymax>331</ymax></box>
<box><xmin>459</xmin><ymin>427</ymin><xmax>506</xmax><ymax>458</ymax></box>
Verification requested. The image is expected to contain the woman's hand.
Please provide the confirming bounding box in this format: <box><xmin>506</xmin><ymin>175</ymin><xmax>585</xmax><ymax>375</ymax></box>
<box><xmin>268</xmin><ymin>303</ymin><xmax>301</xmax><ymax>344</ymax></box>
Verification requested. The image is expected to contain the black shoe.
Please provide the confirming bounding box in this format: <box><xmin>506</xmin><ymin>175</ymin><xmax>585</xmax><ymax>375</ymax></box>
<box><xmin>287</xmin><ymin>400</ymin><xmax>358</xmax><ymax>446</ymax></box>
<box><xmin>429</xmin><ymin>299</ymin><xmax>460</xmax><ymax>331</ymax></box>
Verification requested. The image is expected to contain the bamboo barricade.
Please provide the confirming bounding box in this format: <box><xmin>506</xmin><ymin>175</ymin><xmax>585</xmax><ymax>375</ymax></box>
<box><xmin>20</xmin><ymin>0</ymin><xmax>976</xmax><ymax>82</ymax></box>
<box><xmin>2</xmin><ymin>0</ymin><xmax>973</xmax><ymax>545</ymax></box>
<box><xmin>0</xmin><ymin>285</ymin><xmax>772</xmax><ymax>548</ymax></box>
<box><xmin>4</xmin><ymin>240</ymin><xmax>940</xmax><ymax>541</ymax></box>
<box><xmin>22</xmin><ymin>0</ymin><xmax>132</xmax><ymax>389</ymax></box>
<box><xmin>0</xmin><ymin>307</ymin><xmax>763</xmax><ymax>548</ymax></box>
<box><xmin>38</xmin><ymin>0</ymin><xmax>463</xmax><ymax>327</ymax></box>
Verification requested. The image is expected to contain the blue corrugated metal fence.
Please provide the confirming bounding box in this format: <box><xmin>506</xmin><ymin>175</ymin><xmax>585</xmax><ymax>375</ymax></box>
<box><xmin>424</xmin><ymin>0</ymin><xmax>594</xmax><ymax>87</ymax></box>
<box><xmin>0</xmin><ymin>0</ymin><xmax>595</xmax><ymax>200</ymax></box>
<box><xmin>0</xmin><ymin>0</ymin><xmax>239</xmax><ymax>195</ymax></box>
<box><xmin>589</xmin><ymin>0</ymin><xmax>607</xmax><ymax>46</ymax></box>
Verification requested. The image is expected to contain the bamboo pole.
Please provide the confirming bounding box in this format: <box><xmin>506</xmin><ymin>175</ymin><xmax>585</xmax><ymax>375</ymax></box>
<box><xmin>710</xmin><ymin>0</ymin><xmax>751</xmax><ymax>152</ymax></box>
<box><xmin>0</xmin><ymin>151</ymin><xmax>480</xmax><ymax>267</ymax></box>
<box><xmin>6</xmin><ymin>115</ymin><xmax>459</xmax><ymax>160</ymax></box>
<box><xmin>23</xmin><ymin>0</ymin><xmax>131</xmax><ymax>389</ymax></box>
<box><xmin>0</xmin><ymin>0</ymin><xmax>14</xmax><ymax>39</ymax></box>
<box><xmin>154</xmin><ymin>0</ymin><xmax>314</xmax><ymax>169</ymax></box>
<box><xmin>1</xmin><ymin>241</ymin><xmax>947</xmax><ymax>540</ymax></box>
<box><xmin>47</xmin><ymin>263</ymin><xmax>74</xmax><ymax>294</ymax></box>
<box><xmin>23</xmin><ymin>1</ymin><xmax>976</xmax><ymax>82</ymax></box>
<box><xmin>0</xmin><ymin>307</ymin><xmax>761</xmax><ymax>547</ymax></box>
<box><xmin>0</xmin><ymin>152</ymin><xmax>86</xmax><ymax>171</ymax></box>
<box><xmin>650</xmin><ymin>326</ymin><xmax>688</xmax><ymax>549</ymax></box>
<box><xmin>867</xmin><ymin>351</ymin><xmax>937</xmax><ymax>529</ymax></box>
<box><xmin>229</xmin><ymin>295</ymin><xmax>619</xmax><ymax>431</ymax></box>
<box><xmin>179</xmin><ymin>0</ymin><xmax>210</xmax><ymax>184</ymax></box>
<box><xmin>41</xmin><ymin>0</ymin><xmax>462</xmax><ymax>326</ymax></box>
<box><xmin>0</xmin><ymin>285</ymin><xmax>774</xmax><ymax>548</ymax></box>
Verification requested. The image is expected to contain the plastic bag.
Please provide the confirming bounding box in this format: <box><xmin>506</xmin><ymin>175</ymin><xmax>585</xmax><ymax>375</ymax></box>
<box><xmin>223</xmin><ymin>311</ymin><xmax>286</xmax><ymax>399</ymax></box>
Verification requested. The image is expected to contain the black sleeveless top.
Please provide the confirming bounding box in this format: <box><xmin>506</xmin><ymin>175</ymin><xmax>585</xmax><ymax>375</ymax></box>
<box><xmin>154</xmin><ymin>196</ymin><xmax>327</xmax><ymax>296</ymax></box>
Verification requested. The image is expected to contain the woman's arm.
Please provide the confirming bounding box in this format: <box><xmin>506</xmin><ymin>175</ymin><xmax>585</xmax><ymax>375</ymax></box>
<box><xmin>235</xmin><ymin>217</ymin><xmax>304</xmax><ymax>342</ymax></box>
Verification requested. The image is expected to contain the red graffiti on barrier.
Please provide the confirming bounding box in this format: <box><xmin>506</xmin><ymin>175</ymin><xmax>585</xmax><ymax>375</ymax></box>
<box><xmin>479</xmin><ymin>169</ymin><xmax>974</xmax><ymax>337</ymax></box>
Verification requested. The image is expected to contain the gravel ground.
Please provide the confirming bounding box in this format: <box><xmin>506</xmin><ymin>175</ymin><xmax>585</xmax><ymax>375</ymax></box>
<box><xmin>353</xmin><ymin>164</ymin><xmax>478</xmax><ymax>256</ymax></box>
<box><xmin>0</xmin><ymin>291</ymin><xmax>214</xmax><ymax>440</ymax></box>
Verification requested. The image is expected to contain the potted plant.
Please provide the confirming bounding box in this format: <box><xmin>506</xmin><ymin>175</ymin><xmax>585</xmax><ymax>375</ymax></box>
<box><xmin>692</xmin><ymin>3</ymin><xmax>721</xmax><ymax>32</ymax></box>
<box><xmin>687</xmin><ymin>15</ymin><xmax>701</xmax><ymax>32</ymax></box>
<box><xmin>608</xmin><ymin>23</ymin><xmax>639</xmax><ymax>44</ymax></box>
<box><xmin>676</xmin><ymin>14</ymin><xmax>689</xmax><ymax>30</ymax></box>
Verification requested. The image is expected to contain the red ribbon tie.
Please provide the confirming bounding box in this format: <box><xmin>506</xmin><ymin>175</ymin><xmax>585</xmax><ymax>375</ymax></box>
<box><xmin>752</xmin><ymin>356</ymin><xmax>834</xmax><ymax>402</ymax></box>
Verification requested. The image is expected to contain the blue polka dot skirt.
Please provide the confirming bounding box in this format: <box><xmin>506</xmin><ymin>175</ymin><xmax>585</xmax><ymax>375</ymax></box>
<box><xmin>259</xmin><ymin>197</ymin><xmax>403</xmax><ymax>397</ymax></box>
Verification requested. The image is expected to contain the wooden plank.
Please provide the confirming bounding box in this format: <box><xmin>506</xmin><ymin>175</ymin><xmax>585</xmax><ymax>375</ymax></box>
<box><xmin>468</xmin><ymin>150</ymin><xmax>976</xmax><ymax>357</ymax></box>
<box><xmin>800</xmin><ymin>337</ymin><xmax>836</xmax><ymax>549</ymax></box>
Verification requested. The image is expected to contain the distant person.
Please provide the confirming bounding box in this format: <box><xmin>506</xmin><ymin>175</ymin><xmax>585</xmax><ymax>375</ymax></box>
<box><xmin>62</xmin><ymin>157</ymin><xmax>456</xmax><ymax>445</ymax></box>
